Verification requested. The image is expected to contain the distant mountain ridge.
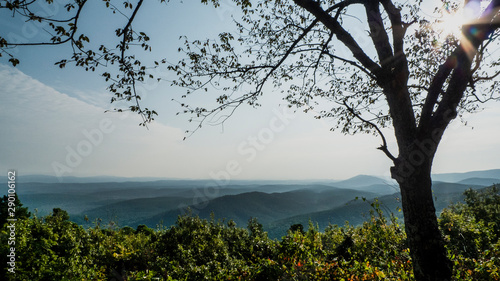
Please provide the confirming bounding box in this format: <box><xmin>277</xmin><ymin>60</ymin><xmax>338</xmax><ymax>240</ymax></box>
<box><xmin>431</xmin><ymin>169</ymin><xmax>500</xmax><ymax>183</ymax></box>
<box><xmin>13</xmin><ymin>169</ymin><xmax>500</xmax><ymax>239</ymax></box>
<box><xmin>333</xmin><ymin>175</ymin><xmax>392</xmax><ymax>188</ymax></box>
<box><xmin>457</xmin><ymin>177</ymin><xmax>500</xmax><ymax>186</ymax></box>
<box><xmin>20</xmin><ymin>168</ymin><xmax>500</xmax><ymax>184</ymax></box>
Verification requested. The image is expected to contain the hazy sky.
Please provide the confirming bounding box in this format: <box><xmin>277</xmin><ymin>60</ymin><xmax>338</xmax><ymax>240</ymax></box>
<box><xmin>0</xmin><ymin>0</ymin><xmax>499</xmax><ymax>180</ymax></box>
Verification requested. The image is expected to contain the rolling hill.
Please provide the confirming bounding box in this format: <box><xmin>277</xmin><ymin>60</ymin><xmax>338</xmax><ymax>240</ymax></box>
<box><xmin>138</xmin><ymin>187</ymin><xmax>379</xmax><ymax>229</ymax></box>
<box><xmin>13</xmin><ymin>169</ymin><xmax>499</xmax><ymax>239</ymax></box>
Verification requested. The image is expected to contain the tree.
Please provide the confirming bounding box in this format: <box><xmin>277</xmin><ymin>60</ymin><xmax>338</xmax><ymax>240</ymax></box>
<box><xmin>0</xmin><ymin>194</ymin><xmax>31</xmax><ymax>226</ymax></box>
<box><xmin>49</xmin><ymin>207</ymin><xmax>70</xmax><ymax>221</ymax></box>
<box><xmin>2</xmin><ymin>0</ymin><xmax>500</xmax><ymax>280</ymax></box>
<box><xmin>167</xmin><ymin>1</ymin><xmax>500</xmax><ymax>280</ymax></box>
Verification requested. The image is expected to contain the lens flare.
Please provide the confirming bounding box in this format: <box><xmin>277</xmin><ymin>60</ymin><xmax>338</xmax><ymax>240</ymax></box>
<box><xmin>433</xmin><ymin>0</ymin><xmax>489</xmax><ymax>41</ymax></box>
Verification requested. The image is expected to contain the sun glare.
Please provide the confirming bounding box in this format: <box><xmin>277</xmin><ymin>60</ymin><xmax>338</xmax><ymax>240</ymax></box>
<box><xmin>437</xmin><ymin>10</ymin><xmax>465</xmax><ymax>38</ymax></box>
<box><xmin>433</xmin><ymin>0</ymin><xmax>489</xmax><ymax>39</ymax></box>
<box><xmin>433</xmin><ymin>0</ymin><xmax>492</xmax><ymax>41</ymax></box>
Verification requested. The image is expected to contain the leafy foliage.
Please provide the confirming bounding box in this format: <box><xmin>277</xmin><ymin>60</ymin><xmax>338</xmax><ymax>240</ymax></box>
<box><xmin>440</xmin><ymin>185</ymin><xmax>500</xmax><ymax>280</ymax></box>
<box><xmin>169</xmin><ymin>0</ymin><xmax>500</xmax><ymax>136</ymax></box>
<box><xmin>0</xmin><ymin>189</ymin><xmax>499</xmax><ymax>280</ymax></box>
<box><xmin>0</xmin><ymin>193</ymin><xmax>30</xmax><ymax>226</ymax></box>
<box><xmin>0</xmin><ymin>0</ymin><xmax>174</xmax><ymax>125</ymax></box>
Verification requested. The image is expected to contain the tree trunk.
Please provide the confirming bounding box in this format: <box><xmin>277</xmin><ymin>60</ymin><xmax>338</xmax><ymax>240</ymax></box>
<box><xmin>393</xmin><ymin>157</ymin><xmax>452</xmax><ymax>281</ymax></box>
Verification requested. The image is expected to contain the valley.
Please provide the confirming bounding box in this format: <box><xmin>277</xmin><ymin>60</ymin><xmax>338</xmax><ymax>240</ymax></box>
<box><xmin>16</xmin><ymin>169</ymin><xmax>500</xmax><ymax>239</ymax></box>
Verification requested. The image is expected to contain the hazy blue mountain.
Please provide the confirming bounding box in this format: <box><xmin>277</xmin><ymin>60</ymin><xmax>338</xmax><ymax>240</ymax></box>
<box><xmin>340</xmin><ymin>183</ymin><xmax>399</xmax><ymax>195</ymax></box>
<box><xmin>72</xmin><ymin>196</ymin><xmax>196</xmax><ymax>226</ymax></box>
<box><xmin>457</xmin><ymin>177</ymin><xmax>500</xmax><ymax>186</ymax></box>
<box><xmin>20</xmin><ymin>192</ymin><xmax>115</xmax><ymax>215</ymax></box>
<box><xmin>333</xmin><ymin>175</ymin><xmax>394</xmax><ymax>188</ymax></box>
<box><xmin>431</xmin><ymin>181</ymin><xmax>484</xmax><ymax>194</ymax></box>
<box><xmin>19</xmin><ymin>168</ymin><xmax>500</xmax><ymax>184</ymax></box>
<box><xmin>17</xmin><ymin>175</ymin><xmax>173</xmax><ymax>183</ymax></box>
<box><xmin>139</xmin><ymin>187</ymin><xmax>379</xmax><ymax>229</ymax></box>
<box><xmin>265</xmin><ymin>182</ymin><xmax>490</xmax><ymax>239</ymax></box>
<box><xmin>319</xmin><ymin>175</ymin><xmax>398</xmax><ymax>195</ymax></box>
<box><xmin>432</xmin><ymin>169</ymin><xmax>500</xmax><ymax>183</ymax></box>
<box><xmin>266</xmin><ymin>193</ymin><xmax>403</xmax><ymax>238</ymax></box>
<box><xmin>18</xmin><ymin>175</ymin><xmax>338</xmax><ymax>185</ymax></box>
<box><xmin>13</xmin><ymin>169</ymin><xmax>499</xmax><ymax>238</ymax></box>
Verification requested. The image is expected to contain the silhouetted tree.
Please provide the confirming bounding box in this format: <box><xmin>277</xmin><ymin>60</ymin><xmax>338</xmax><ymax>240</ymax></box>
<box><xmin>50</xmin><ymin>207</ymin><xmax>70</xmax><ymax>221</ymax></box>
<box><xmin>289</xmin><ymin>223</ymin><xmax>305</xmax><ymax>234</ymax></box>
<box><xmin>167</xmin><ymin>2</ymin><xmax>500</xmax><ymax>279</ymax></box>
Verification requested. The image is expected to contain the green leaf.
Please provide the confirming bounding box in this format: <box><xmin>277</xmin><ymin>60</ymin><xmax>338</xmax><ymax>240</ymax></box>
<box><xmin>9</xmin><ymin>58</ymin><xmax>20</xmax><ymax>67</ymax></box>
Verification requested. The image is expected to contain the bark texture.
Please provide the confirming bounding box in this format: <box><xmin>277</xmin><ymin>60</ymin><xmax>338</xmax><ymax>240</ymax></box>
<box><xmin>393</xmin><ymin>156</ymin><xmax>452</xmax><ymax>281</ymax></box>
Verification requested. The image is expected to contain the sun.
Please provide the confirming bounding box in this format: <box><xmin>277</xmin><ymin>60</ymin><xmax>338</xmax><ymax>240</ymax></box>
<box><xmin>434</xmin><ymin>2</ymin><xmax>467</xmax><ymax>40</ymax></box>
<box><xmin>437</xmin><ymin>10</ymin><xmax>465</xmax><ymax>38</ymax></box>
<box><xmin>433</xmin><ymin>0</ymin><xmax>485</xmax><ymax>41</ymax></box>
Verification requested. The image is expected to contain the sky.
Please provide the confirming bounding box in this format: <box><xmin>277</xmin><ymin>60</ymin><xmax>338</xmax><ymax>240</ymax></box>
<box><xmin>0</xmin><ymin>0</ymin><xmax>499</xmax><ymax>181</ymax></box>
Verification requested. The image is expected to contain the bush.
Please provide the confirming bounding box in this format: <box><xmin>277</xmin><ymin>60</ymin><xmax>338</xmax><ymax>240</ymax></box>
<box><xmin>1</xmin><ymin>188</ymin><xmax>499</xmax><ymax>280</ymax></box>
<box><xmin>439</xmin><ymin>185</ymin><xmax>500</xmax><ymax>280</ymax></box>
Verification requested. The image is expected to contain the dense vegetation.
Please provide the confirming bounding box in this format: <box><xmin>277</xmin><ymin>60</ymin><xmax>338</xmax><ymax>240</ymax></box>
<box><xmin>1</xmin><ymin>186</ymin><xmax>499</xmax><ymax>280</ymax></box>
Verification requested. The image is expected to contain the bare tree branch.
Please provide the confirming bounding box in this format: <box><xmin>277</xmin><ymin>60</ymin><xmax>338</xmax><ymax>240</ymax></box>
<box><xmin>365</xmin><ymin>1</ymin><xmax>393</xmax><ymax>68</ymax></box>
<box><xmin>342</xmin><ymin>100</ymin><xmax>397</xmax><ymax>162</ymax></box>
<box><xmin>0</xmin><ymin>0</ymin><xmax>87</xmax><ymax>47</ymax></box>
<box><xmin>430</xmin><ymin>0</ymin><xmax>500</xmax><ymax>138</ymax></box>
<box><xmin>294</xmin><ymin>0</ymin><xmax>383</xmax><ymax>79</ymax></box>
<box><xmin>118</xmin><ymin>0</ymin><xmax>144</xmax><ymax>63</ymax></box>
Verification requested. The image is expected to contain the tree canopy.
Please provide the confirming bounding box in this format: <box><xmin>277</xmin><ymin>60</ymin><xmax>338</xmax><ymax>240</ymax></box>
<box><xmin>169</xmin><ymin>0</ymin><xmax>500</xmax><ymax>150</ymax></box>
<box><xmin>1</xmin><ymin>1</ymin><xmax>498</xmax><ymax>135</ymax></box>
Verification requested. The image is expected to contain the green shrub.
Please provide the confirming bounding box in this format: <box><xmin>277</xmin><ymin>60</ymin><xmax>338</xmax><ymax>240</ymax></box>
<box><xmin>1</xmin><ymin>188</ymin><xmax>499</xmax><ymax>280</ymax></box>
<box><xmin>440</xmin><ymin>185</ymin><xmax>500</xmax><ymax>280</ymax></box>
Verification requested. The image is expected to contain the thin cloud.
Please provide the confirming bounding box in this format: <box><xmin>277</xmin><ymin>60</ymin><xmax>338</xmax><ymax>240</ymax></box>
<box><xmin>0</xmin><ymin>64</ymin><xmax>190</xmax><ymax>178</ymax></box>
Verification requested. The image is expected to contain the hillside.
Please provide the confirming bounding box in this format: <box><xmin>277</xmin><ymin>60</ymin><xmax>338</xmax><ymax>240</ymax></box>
<box><xmin>139</xmin><ymin>187</ymin><xmax>379</xmax><ymax>229</ymax></box>
<box><xmin>14</xmin><ymin>169</ymin><xmax>499</xmax><ymax>238</ymax></box>
<box><xmin>265</xmin><ymin>181</ymin><xmax>487</xmax><ymax>237</ymax></box>
<box><xmin>431</xmin><ymin>169</ymin><xmax>500</xmax><ymax>183</ymax></box>
<box><xmin>4</xmin><ymin>185</ymin><xmax>499</xmax><ymax>280</ymax></box>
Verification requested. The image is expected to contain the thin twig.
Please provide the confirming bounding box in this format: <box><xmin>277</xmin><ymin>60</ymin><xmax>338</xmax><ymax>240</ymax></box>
<box><xmin>343</xmin><ymin>100</ymin><xmax>397</xmax><ymax>163</ymax></box>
